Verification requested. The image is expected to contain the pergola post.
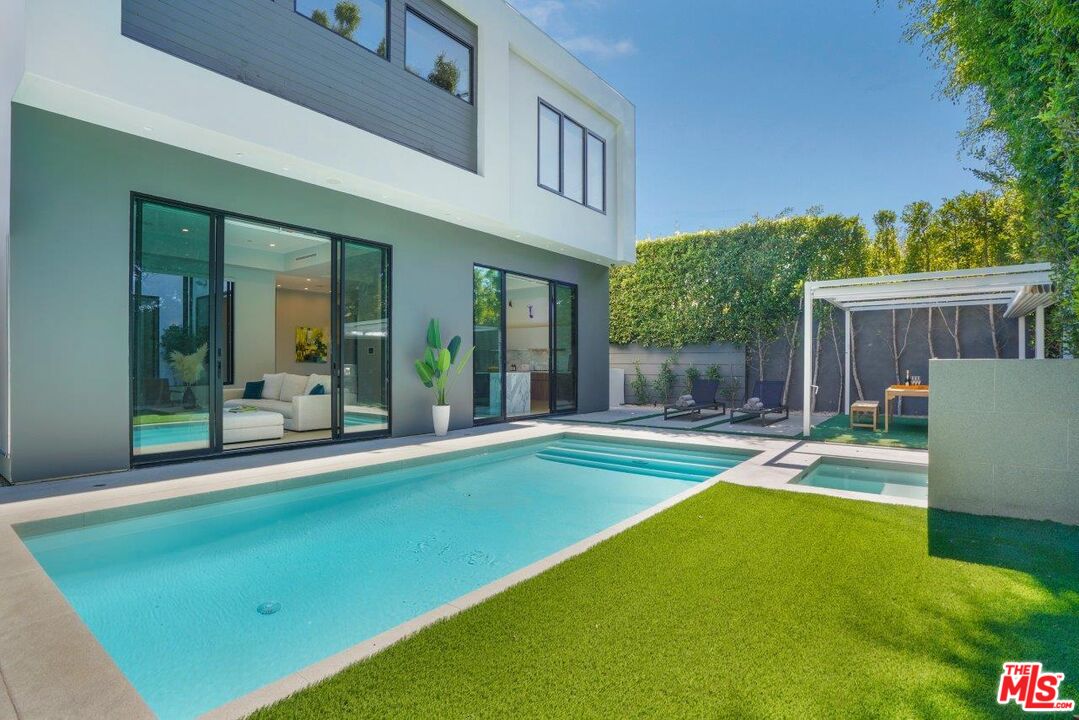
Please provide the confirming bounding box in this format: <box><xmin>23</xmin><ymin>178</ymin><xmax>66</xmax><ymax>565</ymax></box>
<box><xmin>844</xmin><ymin>310</ymin><xmax>851</xmax><ymax>413</ymax></box>
<box><xmin>1018</xmin><ymin>315</ymin><xmax>1026</xmax><ymax>359</ymax></box>
<box><xmin>1035</xmin><ymin>306</ymin><xmax>1045</xmax><ymax>359</ymax></box>
<box><xmin>802</xmin><ymin>284</ymin><xmax>814</xmax><ymax>437</ymax></box>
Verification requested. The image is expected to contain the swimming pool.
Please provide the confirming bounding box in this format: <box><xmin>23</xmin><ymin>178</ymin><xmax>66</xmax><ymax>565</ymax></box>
<box><xmin>20</xmin><ymin>436</ymin><xmax>748</xmax><ymax>719</ymax></box>
<box><xmin>794</xmin><ymin>458</ymin><xmax>927</xmax><ymax>500</ymax></box>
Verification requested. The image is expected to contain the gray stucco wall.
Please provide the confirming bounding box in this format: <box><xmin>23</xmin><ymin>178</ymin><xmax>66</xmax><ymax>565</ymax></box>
<box><xmin>928</xmin><ymin>360</ymin><xmax>1079</xmax><ymax>526</ymax></box>
<box><xmin>8</xmin><ymin>106</ymin><xmax>608</xmax><ymax>482</ymax></box>
<box><xmin>752</xmin><ymin>306</ymin><xmax>1023</xmax><ymax>413</ymax></box>
<box><xmin>122</xmin><ymin>0</ymin><xmax>478</xmax><ymax>171</ymax></box>
<box><xmin>610</xmin><ymin>343</ymin><xmax>745</xmax><ymax>404</ymax></box>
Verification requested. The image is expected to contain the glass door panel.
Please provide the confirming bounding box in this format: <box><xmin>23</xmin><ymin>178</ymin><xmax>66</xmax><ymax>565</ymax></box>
<box><xmin>339</xmin><ymin>241</ymin><xmax>390</xmax><ymax>435</ymax></box>
<box><xmin>554</xmin><ymin>283</ymin><xmax>577</xmax><ymax>412</ymax></box>
<box><xmin>505</xmin><ymin>273</ymin><xmax>551</xmax><ymax>418</ymax></box>
<box><xmin>131</xmin><ymin>200</ymin><xmax>215</xmax><ymax>458</ymax></box>
<box><xmin>473</xmin><ymin>266</ymin><xmax>503</xmax><ymax>421</ymax></box>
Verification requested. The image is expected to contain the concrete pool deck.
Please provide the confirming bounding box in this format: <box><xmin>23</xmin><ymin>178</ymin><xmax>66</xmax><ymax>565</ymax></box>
<box><xmin>0</xmin><ymin>423</ymin><xmax>927</xmax><ymax>719</ymax></box>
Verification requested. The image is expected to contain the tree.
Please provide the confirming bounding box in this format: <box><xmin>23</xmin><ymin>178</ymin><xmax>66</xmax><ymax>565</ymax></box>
<box><xmin>900</xmin><ymin>0</ymin><xmax>1078</xmax><ymax>348</ymax></box>
<box><xmin>311</xmin><ymin>2</ymin><xmax>361</xmax><ymax>40</ymax></box>
<box><xmin>869</xmin><ymin>210</ymin><xmax>903</xmax><ymax>276</ymax></box>
<box><xmin>428</xmin><ymin>53</ymin><xmax>461</xmax><ymax>95</ymax></box>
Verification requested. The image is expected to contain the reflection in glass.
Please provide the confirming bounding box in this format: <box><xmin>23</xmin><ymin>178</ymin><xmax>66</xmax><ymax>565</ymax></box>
<box><xmin>562</xmin><ymin>119</ymin><xmax>584</xmax><ymax>203</ymax></box>
<box><xmin>506</xmin><ymin>274</ymin><xmax>550</xmax><ymax>418</ymax></box>
<box><xmin>554</xmin><ymin>284</ymin><xmax>577</xmax><ymax>412</ymax></box>
<box><xmin>473</xmin><ymin>267</ymin><xmax>503</xmax><ymax>421</ymax></box>
<box><xmin>539</xmin><ymin>104</ymin><xmax>561</xmax><ymax>191</ymax></box>
<box><xmin>131</xmin><ymin>202</ymin><xmax>213</xmax><ymax>456</ymax></box>
<box><xmin>405</xmin><ymin>10</ymin><xmax>472</xmax><ymax>102</ymax></box>
<box><xmin>296</xmin><ymin>0</ymin><xmax>388</xmax><ymax>57</ymax></box>
<box><xmin>341</xmin><ymin>242</ymin><xmax>390</xmax><ymax>434</ymax></box>
<box><xmin>586</xmin><ymin>133</ymin><xmax>605</xmax><ymax>211</ymax></box>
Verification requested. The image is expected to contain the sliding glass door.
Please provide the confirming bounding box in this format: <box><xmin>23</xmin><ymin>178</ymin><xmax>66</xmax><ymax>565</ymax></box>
<box><xmin>472</xmin><ymin>265</ymin><xmax>577</xmax><ymax>423</ymax></box>
<box><xmin>131</xmin><ymin>195</ymin><xmax>391</xmax><ymax>463</ymax></box>
<box><xmin>338</xmin><ymin>241</ymin><xmax>391</xmax><ymax>436</ymax></box>
<box><xmin>131</xmin><ymin>199</ymin><xmax>218</xmax><ymax>459</ymax></box>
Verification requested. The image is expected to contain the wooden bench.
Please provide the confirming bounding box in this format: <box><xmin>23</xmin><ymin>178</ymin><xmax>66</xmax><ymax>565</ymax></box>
<box><xmin>850</xmin><ymin>401</ymin><xmax>880</xmax><ymax>431</ymax></box>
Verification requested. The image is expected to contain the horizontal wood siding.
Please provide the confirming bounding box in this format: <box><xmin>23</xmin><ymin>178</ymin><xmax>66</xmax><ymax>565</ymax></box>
<box><xmin>121</xmin><ymin>0</ymin><xmax>477</xmax><ymax>171</ymax></box>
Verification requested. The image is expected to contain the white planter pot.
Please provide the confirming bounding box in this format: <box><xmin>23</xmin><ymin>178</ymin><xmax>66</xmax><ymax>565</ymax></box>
<box><xmin>432</xmin><ymin>405</ymin><xmax>451</xmax><ymax>436</ymax></box>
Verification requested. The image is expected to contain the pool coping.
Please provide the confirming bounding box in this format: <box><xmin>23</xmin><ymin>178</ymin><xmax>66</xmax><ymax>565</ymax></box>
<box><xmin>0</xmin><ymin>423</ymin><xmax>927</xmax><ymax>719</ymax></box>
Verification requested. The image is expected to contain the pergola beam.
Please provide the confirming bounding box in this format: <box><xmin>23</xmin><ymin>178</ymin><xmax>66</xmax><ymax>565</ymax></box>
<box><xmin>800</xmin><ymin>263</ymin><xmax>1056</xmax><ymax>438</ymax></box>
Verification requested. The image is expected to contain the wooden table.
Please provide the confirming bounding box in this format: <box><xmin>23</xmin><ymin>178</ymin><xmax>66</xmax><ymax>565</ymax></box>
<box><xmin>884</xmin><ymin>384</ymin><xmax>928</xmax><ymax>432</ymax></box>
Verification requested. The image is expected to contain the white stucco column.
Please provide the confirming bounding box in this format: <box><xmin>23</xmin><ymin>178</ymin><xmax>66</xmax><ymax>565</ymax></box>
<box><xmin>1035</xmin><ymin>306</ymin><xmax>1045</xmax><ymax>359</ymax></box>
<box><xmin>844</xmin><ymin>310</ymin><xmax>851</xmax><ymax>413</ymax></box>
<box><xmin>1018</xmin><ymin>315</ymin><xmax>1026</xmax><ymax>359</ymax></box>
<box><xmin>802</xmin><ymin>284</ymin><xmax>814</xmax><ymax>437</ymax></box>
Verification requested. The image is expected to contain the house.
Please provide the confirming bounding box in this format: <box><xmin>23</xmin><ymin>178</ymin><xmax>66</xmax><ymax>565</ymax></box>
<box><xmin>0</xmin><ymin>0</ymin><xmax>635</xmax><ymax>482</ymax></box>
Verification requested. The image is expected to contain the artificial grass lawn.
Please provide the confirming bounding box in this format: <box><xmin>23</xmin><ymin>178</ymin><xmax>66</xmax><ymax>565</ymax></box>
<box><xmin>252</xmin><ymin>483</ymin><xmax>1078</xmax><ymax>719</ymax></box>
<box><xmin>812</xmin><ymin>413</ymin><xmax>929</xmax><ymax>449</ymax></box>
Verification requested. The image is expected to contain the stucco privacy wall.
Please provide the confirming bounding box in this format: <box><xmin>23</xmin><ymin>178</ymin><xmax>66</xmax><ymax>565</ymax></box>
<box><xmin>928</xmin><ymin>359</ymin><xmax>1079</xmax><ymax>526</ymax></box>
<box><xmin>753</xmin><ymin>306</ymin><xmax>1022</xmax><ymax>413</ymax></box>
<box><xmin>8</xmin><ymin>106</ymin><xmax>609</xmax><ymax>482</ymax></box>
<box><xmin>610</xmin><ymin>343</ymin><xmax>745</xmax><ymax>403</ymax></box>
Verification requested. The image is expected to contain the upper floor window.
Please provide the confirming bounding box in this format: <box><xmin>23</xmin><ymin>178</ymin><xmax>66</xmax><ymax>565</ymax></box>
<box><xmin>405</xmin><ymin>8</ymin><xmax>473</xmax><ymax>103</ymax></box>
<box><xmin>537</xmin><ymin>101</ymin><xmax>606</xmax><ymax>213</ymax></box>
<box><xmin>296</xmin><ymin>0</ymin><xmax>388</xmax><ymax>58</ymax></box>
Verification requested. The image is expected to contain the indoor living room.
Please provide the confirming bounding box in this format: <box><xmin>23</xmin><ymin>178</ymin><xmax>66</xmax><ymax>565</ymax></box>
<box><xmin>221</xmin><ymin>217</ymin><xmax>334</xmax><ymax>449</ymax></box>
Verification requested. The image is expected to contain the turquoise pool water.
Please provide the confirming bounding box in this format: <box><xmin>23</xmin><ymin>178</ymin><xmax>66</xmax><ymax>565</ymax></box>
<box><xmin>133</xmin><ymin>421</ymin><xmax>208</xmax><ymax>450</ymax></box>
<box><xmin>133</xmin><ymin>413</ymin><xmax>386</xmax><ymax>450</ymax></box>
<box><xmin>795</xmin><ymin>459</ymin><xmax>927</xmax><ymax>499</ymax></box>
<box><xmin>21</xmin><ymin>437</ymin><xmax>746</xmax><ymax>719</ymax></box>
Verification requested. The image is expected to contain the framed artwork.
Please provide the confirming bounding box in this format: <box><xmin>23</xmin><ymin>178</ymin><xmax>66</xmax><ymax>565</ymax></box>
<box><xmin>295</xmin><ymin>326</ymin><xmax>329</xmax><ymax>363</ymax></box>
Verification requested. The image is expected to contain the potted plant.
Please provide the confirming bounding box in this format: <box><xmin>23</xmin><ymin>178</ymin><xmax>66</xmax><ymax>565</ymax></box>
<box><xmin>168</xmin><ymin>343</ymin><xmax>208</xmax><ymax>409</ymax></box>
<box><xmin>414</xmin><ymin>319</ymin><xmax>474</xmax><ymax>436</ymax></box>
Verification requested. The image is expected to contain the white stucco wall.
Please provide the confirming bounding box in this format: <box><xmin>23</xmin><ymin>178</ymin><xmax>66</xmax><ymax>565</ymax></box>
<box><xmin>929</xmin><ymin>359</ymin><xmax>1079</xmax><ymax>526</ymax></box>
<box><xmin>11</xmin><ymin>0</ymin><xmax>635</xmax><ymax>266</ymax></box>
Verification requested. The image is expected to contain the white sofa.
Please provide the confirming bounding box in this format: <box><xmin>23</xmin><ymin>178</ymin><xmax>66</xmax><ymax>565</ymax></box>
<box><xmin>224</xmin><ymin>373</ymin><xmax>331</xmax><ymax>432</ymax></box>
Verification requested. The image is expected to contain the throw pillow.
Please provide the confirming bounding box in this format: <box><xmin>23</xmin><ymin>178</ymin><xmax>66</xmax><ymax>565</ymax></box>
<box><xmin>242</xmin><ymin>380</ymin><xmax>265</xmax><ymax>400</ymax></box>
<box><xmin>309</xmin><ymin>384</ymin><xmax>326</xmax><ymax>395</ymax></box>
<box><xmin>261</xmin><ymin>373</ymin><xmax>286</xmax><ymax>400</ymax></box>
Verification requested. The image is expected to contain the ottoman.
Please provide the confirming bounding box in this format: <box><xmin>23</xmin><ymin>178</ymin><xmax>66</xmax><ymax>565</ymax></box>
<box><xmin>223</xmin><ymin>409</ymin><xmax>285</xmax><ymax>443</ymax></box>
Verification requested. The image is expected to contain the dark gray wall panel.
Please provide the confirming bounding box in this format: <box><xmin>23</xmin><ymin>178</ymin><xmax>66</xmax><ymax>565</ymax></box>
<box><xmin>121</xmin><ymin>0</ymin><xmax>477</xmax><ymax>171</ymax></box>
<box><xmin>10</xmin><ymin>107</ymin><xmax>607</xmax><ymax>482</ymax></box>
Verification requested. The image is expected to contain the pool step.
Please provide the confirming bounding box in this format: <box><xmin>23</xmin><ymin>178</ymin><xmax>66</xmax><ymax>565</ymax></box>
<box><xmin>553</xmin><ymin>438</ymin><xmax>740</xmax><ymax>467</ymax></box>
<box><xmin>534</xmin><ymin>452</ymin><xmax>708</xmax><ymax>482</ymax></box>
<box><xmin>540</xmin><ymin>446</ymin><xmax>725</xmax><ymax>477</ymax></box>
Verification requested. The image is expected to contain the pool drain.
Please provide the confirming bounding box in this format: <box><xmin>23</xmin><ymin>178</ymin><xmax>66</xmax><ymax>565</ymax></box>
<box><xmin>257</xmin><ymin>601</ymin><xmax>281</xmax><ymax>615</ymax></box>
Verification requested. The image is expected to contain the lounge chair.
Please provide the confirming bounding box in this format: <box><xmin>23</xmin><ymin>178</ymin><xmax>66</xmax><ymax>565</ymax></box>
<box><xmin>730</xmin><ymin>380</ymin><xmax>789</xmax><ymax>426</ymax></box>
<box><xmin>664</xmin><ymin>379</ymin><xmax>727</xmax><ymax>420</ymax></box>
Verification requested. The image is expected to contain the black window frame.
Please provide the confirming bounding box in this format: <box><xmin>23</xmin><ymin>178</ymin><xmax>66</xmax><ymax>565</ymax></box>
<box><xmin>129</xmin><ymin>192</ymin><xmax>393</xmax><ymax>468</ymax></box>
<box><xmin>472</xmin><ymin>263</ymin><xmax>579</xmax><ymax>425</ymax></box>
<box><xmin>293</xmin><ymin>0</ymin><xmax>391</xmax><ymax>60</ymax></box>
<box><xmin>536</xmin><ymin>99</ymin><xmax>607</xmax><ymax>214</ymax></box>
<box><xmin>404</xmin><ymin>6</ymin><xmax>475</xmax><ymax>105</ymax></box>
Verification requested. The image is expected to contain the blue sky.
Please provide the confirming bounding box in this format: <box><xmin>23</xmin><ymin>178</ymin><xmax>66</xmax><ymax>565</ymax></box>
<box><xmin>508</xmin><ymin>0</ymin><xmax>987</xmax><ymax>239</ymax></box>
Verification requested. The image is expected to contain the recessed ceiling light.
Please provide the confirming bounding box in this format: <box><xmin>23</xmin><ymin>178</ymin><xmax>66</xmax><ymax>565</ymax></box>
<box><xmin>276</xmin><ymin>284</ymin><xmax>281</xmax><ymax>288</ymax></box>
<box><xmin>325</xmin><ymin>178</ymin><xmax>341</xmax><ymax>186</ymax></box>
<box><xmin>269</xmin><ymin>243</ymin><xmax>276</xmax><ymax>247</ymax></box>
<box><xmin>180</xmin><ymin>228</ymin><xmax>189</xmax><ymax>233</ymax></box>
<box><xmin>304</xmin><ymin>287</ymin><xmax>309</xmax><ymax>291</ymax></box>
<box><xmin>235</xmin><ymin>152</ymin><xmax>245</xmax><ymax>158</ymax></box>
<box><xmin>282</xmin><ymin>166</ymin><xmax>290</xmax><ymax>172</ymax></box>
<box><xmin>306</xmin><ymin>278</ymin><xmax>311</xmax><ymax>282</ymax></box>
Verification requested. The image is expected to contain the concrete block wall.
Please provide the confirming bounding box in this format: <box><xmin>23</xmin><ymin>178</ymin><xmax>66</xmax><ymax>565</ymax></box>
<box><xmin>929</xmin><ymin>359</ymin><xmax>1079</xmax><ymax>526</ymax></box>
<box><xmin>609</xmin><ymin>343</ymin><xmax>745</xmax><ymax>405</ymax></box>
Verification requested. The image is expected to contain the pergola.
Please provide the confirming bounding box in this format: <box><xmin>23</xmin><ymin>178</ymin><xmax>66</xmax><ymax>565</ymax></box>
<box><xmin>801</xmin><ymin>262</ymin><xmax>1057</xmax><ymax>436</ymax></box>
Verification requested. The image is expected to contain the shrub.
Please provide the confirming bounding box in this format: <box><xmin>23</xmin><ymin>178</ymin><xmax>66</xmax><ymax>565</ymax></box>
<box><xmin>683</xmin><ymin>366</ymin><xmax>701</xmax><ymax>394</ymax></box>
<box><xmin>630</xmin><ymin>361</ymin><xmax>652</xmax><ymax>405</ymax></box>
<box><xmin>704</xmin><ymin>364</ymin><xmax>723</xmax><ymax>381</ymax></box>
<box><xmin>653</xmin><ymin>355</ymin><xmax>679</xmax><ymax>404</ymax></box>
